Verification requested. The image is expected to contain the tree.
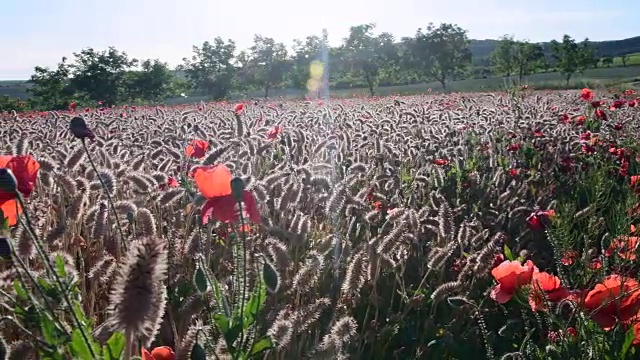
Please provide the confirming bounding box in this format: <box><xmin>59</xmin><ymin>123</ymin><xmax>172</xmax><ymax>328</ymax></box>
<box><xmin>513</xmin><ymin>41</ymin><xmax>544</xmax><ymax>84</ymax></box>
<box><xmin>491</xmin><ymin>35</ymin><xmax>518</xmax><ymax>78</ymax></box>
<box><xmin>491</xmin><ymin>36</ymin><xmax>543</xmax><ymax>84</ymax></box>
<box><xmin>180</xmin><ymin>38</ymin><xmax>237</xmax><ymax>100</ymax></box>
<box><xmin>404</xmin><ymin>23</ymin><xmax>471</xmax><ymax>90</ymax></box>
<box><xmin>602</xmin><ymin>57</ymin><xmax>614</xmax><ymax>67</ymax></box>
<box><xmin>342</xmin><ymin>23</ymin><xmax>398</xmax><ymax>96</ymax></box>
<box><xmin>27</xmin><ymin>58</ymin><xmax>74</xmax><ymax>110</ymax></box>
<box><xmin>550</xmin><ymin>35</ymin><xmax>595</xmax><ymax>85</ymax></box>
<box><xmin>126</xmin><ymin>59</ymin><xmax>175</xmax><ymax>103</ymax></box>
<box><xmin>290</xmin><ymin>34</ymin><xmax>324</xmax><ymax>91</ymax></box>
<box><xmin>247</xmin><ymin>35</ymin><xmax>291</xmax><ymax>98</ymax></box>
<box><xmin>621</xmin><ymin>53</ymin><xmax>630</xmax><ymax>67</ymax></box>
<box><xmin>69</xmin><ymin>47</ymin><xmax>138</xmax><ymax>106</ymax></box>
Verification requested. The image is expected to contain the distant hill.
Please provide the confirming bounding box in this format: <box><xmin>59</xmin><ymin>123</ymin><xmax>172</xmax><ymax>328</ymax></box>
<box><xmin>470</xmin><ymin>36</ymin><xmax>640</xmax><ymax>65</ymax></box>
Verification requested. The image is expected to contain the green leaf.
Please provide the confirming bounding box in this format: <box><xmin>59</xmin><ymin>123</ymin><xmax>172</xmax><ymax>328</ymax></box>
<box><xmin>55</xmin><ymin>254</ymin><xmax>67</xmax><ymax>278</ymax></box>
<box><xmin>242</xmin><ymin>277</ymin><xmax>267</xmax><ymax>328</ymax></box>
<box><xmin>213</xmin><ymin>314</ymin><xmax>230</xmax><ymax>334</ymax></box>
<box><xmin>102</xmin><ymin>332</ymin><xmax>125</xmax><ymax>360</ymax></box>
<box><xmin>503</xmin><ymin>244</ymin><xmax>514</xmax><ymax>261</ymax></box>
<box><xmin>40</xmin><ymin>313</ymin><xmax>58</xmax><ymax>344</ymax></box>
<box><xmin>68</xmin><ymin>329</ymin><xmax>94</xmax><ymax>360</ymax></box>
<box><xmin>194</xmin><ymin>267</ymin><xmax>207</xmax><ymax>293</ymax></box>
<box><xmin>13</xmin><ymin>279</ymin><xmax>28</xmax><ymax>301</ymax></box>
<box><xmin>249</xmin><ymin>337</ymin><xmax>273</xmax><ymax>357</ymax></box>
<box><xmin>190</xmin><ymin>342</ymin><xmax>207</xmax><ymax>360</ymax></box>
<box><xmin>621</xmin><ymin>326</ymin><xmax>635</xmax><ymax>358</ymax></box>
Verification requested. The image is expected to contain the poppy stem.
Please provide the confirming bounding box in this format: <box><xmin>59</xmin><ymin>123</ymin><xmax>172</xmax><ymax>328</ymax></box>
<box><xmin>16</xmin><ymin>193</ymin><xmax>98</xmax><ymax>359</ymax></box>
<box><xmin>236</xmin><ymin>200</ymin><xmax>249</xmax><ymax>356</ymax></box>
<box><xmin>123</xmin><ymin>328</ymin><xmax>133</xmax><ymax>360</ymax></box>
<box><xmin>81</xmin><ymin>138</ymin><xmax>128</xmax><ymax>253</ymax></box>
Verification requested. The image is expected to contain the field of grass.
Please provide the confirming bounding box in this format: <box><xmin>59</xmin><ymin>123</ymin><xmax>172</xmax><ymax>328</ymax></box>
<box><xmin>611</xmin><ymin>53</ymin><xmax>640</xmax><ymax>67</ymax></box>
<box><xmin>2</xmin><ymin>89</ymin><xmax>640</xmax><ymax>359</ymax></box>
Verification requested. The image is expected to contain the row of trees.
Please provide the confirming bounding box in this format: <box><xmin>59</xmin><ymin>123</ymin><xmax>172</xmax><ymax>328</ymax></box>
<box><xmin>491</xmin><ymin>34</ymin><xmax>597</xmax><ymax>85</ymax></box>
<box><xmin>23</xmin><ymin>23</ymin><xmax>600</xmax><ymax>110</ymax></box>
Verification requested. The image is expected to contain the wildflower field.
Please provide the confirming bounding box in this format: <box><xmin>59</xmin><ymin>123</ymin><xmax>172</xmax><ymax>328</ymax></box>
<box><xmin>1</xmin><ymin>88</ymin><xmax>640</xmax><ymax>360</ymax></box>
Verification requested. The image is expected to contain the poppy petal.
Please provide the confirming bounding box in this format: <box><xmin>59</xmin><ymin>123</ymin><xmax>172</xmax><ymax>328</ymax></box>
<box><xmin>490</xmin><ymin>284</ymin><xmax>514</xmax><ymax>304</ymax></box>
<box><xmin>242</xmin><ymin>191</ymin><xmax>261</xmax><ymax>223</ymax></box>
<box><xmin>0</xmin><ymin>199</ymin><xmax>21</xmax><ymax>227</ymax></box>
<box><xmin>7</xmin><ymin>155</ymin><xmax>40</xmax><ymax>197</ymax></box>
<box><xmin>141</xmin><ymin>348</ymin><xmax>155</xmax><ymax>360</ymax></box>
<box><xmin>0</xmin><ymin>156</ymin><xmax>11</xmax><ymax>168</ymax></box>
<box><xmin>150</xmin><ymin>346</ymin><xmax>176</xmax><ymax>360</ymax></box>
<box><xmin>193</xmin><ymin>164</ymin><xmax>233</xmax><ymax>198</ymax></box>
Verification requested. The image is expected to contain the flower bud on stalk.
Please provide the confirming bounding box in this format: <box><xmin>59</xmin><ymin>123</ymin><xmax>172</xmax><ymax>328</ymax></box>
<box><xmin>70</xmin><ymin>116</ymin><xmax>95</xmax><ymax>140</ymax></box>
<box><xmin>0</xmin><ymin>168</ymin><xmax>17</xmax><ymax>195</ymax></box>
<box><xmin>230</xmin><ymin>177</ymin><xmax>245</xmax><ymax>202</ymax></box>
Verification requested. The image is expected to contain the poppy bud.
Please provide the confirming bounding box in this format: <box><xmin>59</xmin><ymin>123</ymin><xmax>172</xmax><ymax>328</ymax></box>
<box><xmin>0</xmin><ymin>237</ymin><xmax>10</xmax><ymax>259</ymax></box>
<box><xmin>0</xmin><ymin>168</ymin><xmax>17</xmax><ymax>194</ymax></box>
<box><xmin>69</xmin><ymin>116</ymin><xmax>95</xmax><ymax>140</ymax></box>
<box><xmin>230</xmin><ymin>177</ymin><xmax>245</xmax><ymax>202</ymax></box>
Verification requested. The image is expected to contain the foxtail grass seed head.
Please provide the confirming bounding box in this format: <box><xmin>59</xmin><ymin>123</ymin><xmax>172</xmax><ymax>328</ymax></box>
<box><xmin>106</xmin><ymin>236</ymin><xmax>168</xmax><ymax>340</ymax></box>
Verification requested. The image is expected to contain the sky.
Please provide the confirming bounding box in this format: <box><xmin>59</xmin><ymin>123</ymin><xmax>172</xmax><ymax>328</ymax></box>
<box><xmin>0</xmin><ymin>0</ymin><xmax>637</xmax><ymax>80</ymax></box>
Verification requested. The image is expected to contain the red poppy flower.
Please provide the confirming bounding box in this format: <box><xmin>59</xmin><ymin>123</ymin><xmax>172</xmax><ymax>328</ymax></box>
<box><xmin>69</xmin><ymin>102</ymin><xmax>77</xmax><ymax>111</ymax></box>
<box><xmin>528</xmin><ymin>270</ymin><xmax>569</xmax><ymax>312</ymax></box>
<box><xmin>433</xmin><ymin>159</ymin><xmax>449</xmax><ymax>166</ymax></box>
<box><xmin>526</xmin><ymin>209</ymin><xmax>555</xmax><ymax>231</ymax></box>
<box><xmin>560</xmin><ymin>113</ymin><xmax>570</xmax><ymax>124</ymax></box>
<box><xmin>575</xmin><ymin>115</ymin><xmax>586</xmax><ymax>126</ymax></box>
<box><xmin>492</xmin><ymin>253</ymin><xmax>505</xmax><ymax>269</ymax></box>
<box><xmin>591</xmin><ymin>100</ymin><xmax>602</xmax><ymax>108</ymax></box>
<box><xmin>507</xmin><ymin>143</ymin><xmax>521</xmax><ymax>152</ymax></box>
<box><xmin>561</xmin><ymin>250</ymin><xmax>578</xmax><ymax>266</ymax></box>
<box><xmin>185</xmin><ymin>139</ymin><xmax>209</xmax><ymax>159</ymax></box>
<box><xmin>582</xmin><ymin>144</ymin><xmax>596</xmax><ymax>155</ymax></box>
<box><xmin>490</xmin><ymin>260</ymin><xmax>536</xmax><ymax>304</ymax></box>
<box><xmin>142</xmin><ymin>346</ymin><xmax>175</xmax><ymax>360</ymax></box>
<box><xmin>533</xmin><ymin>129</ymin><xmax>544</xmax><ymax>137</ymax></box>
<box><xmin>267</xmin><ymin>125</ymin><xmax>282</xmax><ymax>141</ymax></box>
<box><xmin>234</xmin><ymin>103</ymin><xmax>245</xmax><ymax>114</ymax></box>
<box><xmin>167</xmin><ymin>177</ymin><xmax>179</xmax><ymax>188</ymax></box>
<box><xmin>580</xmin><ymin>88</ymin><xmax>594</xmax><ymax>101</ymax></box>
<box><xmin>610</xmin><ymin>100</ymin><xmax>626</xmax><ymax>110</ymax></box>
<box><xmin>192</xmin><ymin>164</ymin><xmax>261</xmax><ymax>225</ymax></box>
<box><xmin>605</xmin><ymin>236</ymin><xmax>640</xmax><ymax>260</ymax></box>
<box><xmin>583</xmin><ymin>275</ymin><xmax>640</xmax><ymax>330</ymax></box>
<box><xmin>0</xmin><ymin>155</ymin><xmax>40</xmax><ymax>227</ymax></box>
<box><xmin>595</xmin><ymin>109</ymin><xmax>608</xmax><ymax>120</ymax></box>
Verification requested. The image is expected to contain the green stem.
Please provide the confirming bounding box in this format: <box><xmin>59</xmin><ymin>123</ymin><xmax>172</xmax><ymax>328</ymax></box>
<box><xmin>81</xmin><ymin>138</ymin><xmax>127</xmax><ymax>252</ymax></box>
<box><xmin>17</xmin><ymin>194</ymin><xmax>98</xmax><ymax>359</ymax></box>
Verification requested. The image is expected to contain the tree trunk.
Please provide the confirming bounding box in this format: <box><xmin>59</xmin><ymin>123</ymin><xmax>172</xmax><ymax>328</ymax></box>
<box><xmin>365</xmin><ymin>73</ymin><xmax>375</xmax><ymax>96</ymax></box>
<box><xmin>439</xmin><ymin>79</ymin><xmax>446</xmax><ymax>91</ymax></box>
<box><xmin>264</xmin><ymin>85</ymin><xmax>270</xmax><ymax>99</ymax></box>
<box><xmin>565</xmin><ymin>74</ymin><xmax>572</xmax><ymax>86</ymax></box>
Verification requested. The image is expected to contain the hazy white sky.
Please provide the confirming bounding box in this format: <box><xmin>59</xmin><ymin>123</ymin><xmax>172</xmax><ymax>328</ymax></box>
<box><xmin>0</xmin><ymin>0</ymin><xmax>636</xmax><ymax>79</ymax></box>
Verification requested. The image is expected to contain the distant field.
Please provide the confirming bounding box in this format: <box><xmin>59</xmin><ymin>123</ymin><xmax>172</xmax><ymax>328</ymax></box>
<box><xmin>611</xmin><ymin>53</ymin><xmax>640</xmax><ymax>67</ymax></box>
<box><xmin>4</xmin><ymin>65</ymin><xmax>640</xmax><ymax>104</ymax></box>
